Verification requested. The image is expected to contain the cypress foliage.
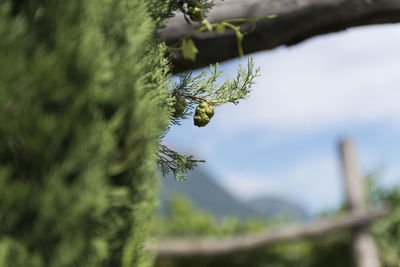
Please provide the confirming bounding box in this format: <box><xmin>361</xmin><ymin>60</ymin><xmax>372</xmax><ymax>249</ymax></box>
<box><xmin>0</xmin><ymin>1</ymin><xmax>170</xmax><ymax>266</ymax></box>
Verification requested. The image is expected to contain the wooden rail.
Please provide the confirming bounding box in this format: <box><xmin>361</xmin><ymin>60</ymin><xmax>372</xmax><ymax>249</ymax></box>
<box><xmin>148</xmin><ymin>208</ymin><xmax>389</xmax><ymax>257</ymax></box>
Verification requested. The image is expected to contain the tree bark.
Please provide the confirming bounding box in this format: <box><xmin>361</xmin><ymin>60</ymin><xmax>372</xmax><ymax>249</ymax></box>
<box><xmin>164</xmin><ymin>0</ymin><xmax>400</xmax><ymax>73</ymax></box>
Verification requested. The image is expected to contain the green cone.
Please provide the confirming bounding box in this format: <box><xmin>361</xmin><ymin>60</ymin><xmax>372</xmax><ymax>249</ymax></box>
<box><xmin>171</xmin><ymin>95</ymin><xmax>187</xmax><ymax>118</ymax></box>
<box><xmin>194</xmin><ymin>102</ymin><xmax>214</xmax><ymax>127</ymax></box>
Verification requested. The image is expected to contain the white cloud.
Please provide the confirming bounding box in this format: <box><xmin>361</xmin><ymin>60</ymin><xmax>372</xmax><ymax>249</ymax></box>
<box><xmin>218</xmin><ymin>172</ymin><xmax>288</xmax><ymax>200</ymax></box>
<box><xmin>213</xmin><ymin>24</ymin><xmax>400</xmax><ymax>137</ymax></box>
<box><xmin>218</xmin><ymin>154</ymin><xmax>343</xmax><ymax>214</ymax></box>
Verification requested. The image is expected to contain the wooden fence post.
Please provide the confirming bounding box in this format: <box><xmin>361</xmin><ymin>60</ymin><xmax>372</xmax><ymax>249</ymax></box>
<box><xmin>339</xmin><ymin>138</ymin><xmax>381</xmax><ymax>267</ymax></box>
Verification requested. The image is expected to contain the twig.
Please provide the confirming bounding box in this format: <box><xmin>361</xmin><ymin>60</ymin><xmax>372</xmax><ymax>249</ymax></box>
<box><xmin>172</xmin><ymin>91</ymin><xmax>216</xmax><ymax>103</ymax></box>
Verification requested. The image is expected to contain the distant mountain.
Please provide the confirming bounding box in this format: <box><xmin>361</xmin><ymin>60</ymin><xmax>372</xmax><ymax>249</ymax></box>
<box><xmin>159</xmin><ymin>167</ymin><xmax>256</xmax><ymax>219</ymax></box>
<box><xmin>246</xmin><ymin>197</ymin><xmax>309</xmax><ymax>220</ymax></box>
<box><xmin>159</xmin><ymin>167</ymin><xmax>309</xmax><ymax>221</ymax></box>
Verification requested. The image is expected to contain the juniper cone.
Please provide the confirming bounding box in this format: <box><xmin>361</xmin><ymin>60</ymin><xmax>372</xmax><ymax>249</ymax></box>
<box><xmin>172</xmin><ymin>95</ymin><xmax>187</xmax><ymax>118</ymax></box>
<box><xmin>188</xmin><ymin>7</ymin><xmax>204</xmax><ymax>22</ymax></box>
<box><xmin>194</xmin><ymin>102</ymin><xmax>214</xmax><ymax>127</ymax></box>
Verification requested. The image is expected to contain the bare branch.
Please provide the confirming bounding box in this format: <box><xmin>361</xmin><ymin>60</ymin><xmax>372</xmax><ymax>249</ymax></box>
<box><xmin>163</xmin><ymin>0</ymin><xmax>400</xmax><ymax>73</ymax></box>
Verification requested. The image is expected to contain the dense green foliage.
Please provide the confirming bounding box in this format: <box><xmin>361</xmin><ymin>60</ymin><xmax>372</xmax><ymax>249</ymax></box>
<box><xmin>154</xmin><ymin>179</ymin><xmax>400</xmax><ymax>267</ymax></box>
<box><xmin>0</xmin><ymin>1</ymin><xmax>171</xmax><ymax>266</ymax></box>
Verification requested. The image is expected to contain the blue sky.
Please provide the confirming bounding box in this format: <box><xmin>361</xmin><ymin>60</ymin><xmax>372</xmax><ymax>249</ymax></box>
<box><xmin>163</xmin><ymin>24</ymin><xmax>400</xmax><ymax>215</ymax></box>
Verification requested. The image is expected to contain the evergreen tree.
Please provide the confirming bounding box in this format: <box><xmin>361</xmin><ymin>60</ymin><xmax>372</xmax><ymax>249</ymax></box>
<box><xmin>0</xmin><ymin>0</ymin><xmax>258</xmax><ymax>266</ymax></box>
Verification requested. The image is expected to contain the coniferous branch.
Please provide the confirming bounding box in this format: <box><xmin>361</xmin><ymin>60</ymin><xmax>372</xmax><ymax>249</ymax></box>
<box><xmin>157</xmin><ymin>1</ymin><xmax>259</xmax><ymax>181</ymax></box>
<box><xmin>158</xmin><ymin>57</ymin><xmax>259</xmax><ymax>180</ymax></box>
<box><xmin>165</xmin><ymin>57</ymin><xmax>259</xmax><ymax>129</ymax></box>
<box><xmin>172</xmin><ymin>91</ymin><xmax>216</xmax><ymax>103</ymax></box>
<box><xmin>174</xmin><ymin>57</ymin><xmax>259</xmax><ymax>106</ymax></box>
<box><xmin>156</xmin><ymin>144</ymin><xmax>205</xmax><ymax>181</ymax></box>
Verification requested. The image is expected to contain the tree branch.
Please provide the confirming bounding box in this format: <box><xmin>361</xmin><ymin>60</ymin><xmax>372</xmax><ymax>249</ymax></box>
<box><xmin>163</xmin><ymin>0</ymin><xmax>400</xmax><ymax>73</ymax></box>
<box><xmin>173</xmin><ymin>90</ymin><xmax>216</xmax><ymax>103</ymax></box>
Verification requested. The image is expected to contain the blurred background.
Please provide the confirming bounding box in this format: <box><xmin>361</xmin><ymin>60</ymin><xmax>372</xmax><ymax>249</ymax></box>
<box><xmin>154</xmin><ymin>23</ymin><xmax>400</xmax><ymax>267</ymax></box>
<box><xmin>162</xmin><ymin>23</ymin><xmax>400</xmax><ymax>217</ymax></box>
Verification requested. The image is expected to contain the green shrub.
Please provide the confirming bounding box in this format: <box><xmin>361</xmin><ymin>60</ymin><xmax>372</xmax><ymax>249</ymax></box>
<box><xmin>0</xmin><ymin>1</ymin><xmax>170</xmax><ymax>266</ymax></box>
